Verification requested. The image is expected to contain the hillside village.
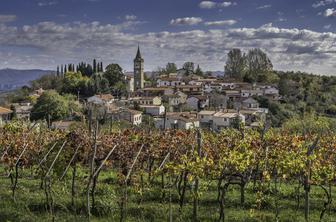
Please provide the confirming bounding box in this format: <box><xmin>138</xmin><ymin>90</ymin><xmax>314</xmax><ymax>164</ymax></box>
<box><xmin>0</xmin><ymin>46</ymin><xmax>281</xmax><ymax>131</ymax></box>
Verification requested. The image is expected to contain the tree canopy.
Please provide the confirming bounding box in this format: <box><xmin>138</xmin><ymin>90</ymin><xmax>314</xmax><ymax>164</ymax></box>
<box><xmin>103</xmin><ymin>64</ymin><xmax>124</xmax><ymax>87</ymax></box>
<box><xmin>30</xmin><ymin>90</ymin><xmax>80</xmax><ymax>123</ymax></box>
<box><xmin>224</xmin><ymin>48</ymin><xmax>246</xmax><ymax>80</ymax></box>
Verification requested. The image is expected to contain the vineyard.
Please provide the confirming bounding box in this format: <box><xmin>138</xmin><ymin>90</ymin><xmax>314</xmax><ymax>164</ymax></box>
<box><xmin>0</xmin><ymin>121</ymin><xmax>336</xmax><ymax>222</ymax></box>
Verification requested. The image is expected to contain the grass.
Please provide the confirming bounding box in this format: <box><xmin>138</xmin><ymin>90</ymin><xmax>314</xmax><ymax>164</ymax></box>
<box><xmin>0</xmin><ymin>166</ymin><xmax>335</xmax><ymax>222</ymax></box>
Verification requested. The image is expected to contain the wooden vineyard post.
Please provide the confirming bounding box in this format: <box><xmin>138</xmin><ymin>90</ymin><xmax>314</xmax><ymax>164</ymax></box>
<box><xmin>86</xmin><ymin>120</ymin><xmax>98</xmax><ymax>219</ymax></box>
<box><xmin>193</xmin><ymin>129</ymin><xmax>201</xmax><ymax>222</ymax></box>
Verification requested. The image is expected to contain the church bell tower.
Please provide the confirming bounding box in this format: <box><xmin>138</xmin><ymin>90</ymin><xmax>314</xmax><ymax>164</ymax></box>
<box><xmin>134</xmin><ymin>45</ymin><xmax>144</xmax><ymax>90</ymax></box>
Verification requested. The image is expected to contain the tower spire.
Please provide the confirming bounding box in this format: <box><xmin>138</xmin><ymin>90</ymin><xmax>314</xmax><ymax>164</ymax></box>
<box><xmin>136</xmin><ymin>44</ymin><xmax>142</xmax><ymax>59</ymax></box>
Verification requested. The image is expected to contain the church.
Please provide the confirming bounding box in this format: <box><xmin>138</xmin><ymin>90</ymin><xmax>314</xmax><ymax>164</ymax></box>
<box><xmin>133</xmin><ymin>46</ymin><xmax>144</xmax><ymax>91</ymax></box>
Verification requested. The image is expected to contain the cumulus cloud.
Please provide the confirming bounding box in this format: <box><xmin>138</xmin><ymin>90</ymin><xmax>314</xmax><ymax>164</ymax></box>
<box><xmin>324</xmin><ymin>8</ymin><xmax>336</xmax><ymax>17</ymax></box>
<box><xmin>199</xmin><ymin>1</ymin><xmax>236</xmax><ymax>9</ymax></box>
<box><xmin>204</xmin><ymin>20</ymin><xmax>237</xmax><ymax>26</ymax></box>
<box><xmin>0</xmin><ymin>15</ymin><xmax>17</xmax><ymax>23</ymax></box>
<box><xmin>170</xmin><ymin>17</ymin><xmax>203</xmax><ymax>25</ymax></box>
<box><xmin>313</xmin><ymin>0</ymin><xmax>336</xmax><ymax>8</ymax></box>
<box><xmin>0</xmin><ymin>21</ymin><xmax>335</xmax><ymax>75</ymax></box>
<box><xmin>256</xmin><ymin>5</ymin><xmax>272</xmax><ymax>10</ymax></box>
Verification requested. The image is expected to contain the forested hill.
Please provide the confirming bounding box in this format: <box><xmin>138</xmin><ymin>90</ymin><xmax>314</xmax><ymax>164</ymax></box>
<box><xmin>0</xmin><ymin>68</ymin><xmax>54</xmax><ymax>91</ymax></box>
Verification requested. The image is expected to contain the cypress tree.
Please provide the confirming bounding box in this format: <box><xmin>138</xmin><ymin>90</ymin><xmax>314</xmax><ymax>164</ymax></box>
<box><xmin>61</xmin><ymin>65</ymin><xmax>64</xmax><ymax>75</ymax></box>
<box><xmin>56</xmin><ymin>66</ymin><xmax>60</xmax><ymax>76</ymax></box>
<box><xmin>64</xmin><ymin>64</ymin><xmax>67</xmax><ymax>73</ymax></box>
<box><xmin>93</xmin><ymin>59</ymin><xmax>97</xmax><ymax>73</ymax></box>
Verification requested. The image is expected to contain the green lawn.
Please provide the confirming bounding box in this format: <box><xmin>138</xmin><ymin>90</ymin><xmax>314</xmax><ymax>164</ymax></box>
<box><xmin>0</xmin><ymin>167</ymin><xmax>335</xmax><ymax>222</ymax></box>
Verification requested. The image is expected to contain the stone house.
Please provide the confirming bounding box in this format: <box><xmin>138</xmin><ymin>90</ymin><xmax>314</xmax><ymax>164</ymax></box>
<box><xmin>242</xmin><ymin>98</ymin><xmax>259</xmax><ymax>109</ymax></box>
<box><xmin>186</xmin><ymin>95</ymin><xmax>209</xmax><ymax>111</ymax></box>
<box><xmin>209</xmin><ymin>94</ymin><xmax>227</xmax><ymax>109</ymax></box>
<box><xmin>155</xmin><ymin>112</ymin><xmax>199</xmax><ymax>130</ymax></box>
<box><xmin>107</xmin><ymin>108</ymin><xmax>142</xmax><ymax>125</ymax></box>
<box><xmin>131</xmin><ymin>96</ymin><xmax>162</xmax><ymax>106</ymax></box>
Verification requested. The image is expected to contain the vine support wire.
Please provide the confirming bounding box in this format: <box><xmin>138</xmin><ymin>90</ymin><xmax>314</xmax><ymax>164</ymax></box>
<box><xmin>44</xmin><ymin>141</ymin><xmax>67</xmax><ymax>178</ymax></box>
<box><xmin>59</xmin><ymin>145</ymin><xmax>80</xmax><ymax>180</ymax></box>
<box><xmin>37</xmin><ymin>142</ymin><xmax>58</xmax><ymax>168</ymax></box>
<box><xmin>92</xmin><ymin>144</ymin><xmax>118</xmax><ymax>179</ymax></box>
<box><xmin>121</xmin><ymin>144</ymin><xmax>144</xmax><ymax>222</ymax></box>
<box><xmin>1</xmin><ymin>146</ymin><xmax>10</xmax><ymax>160</ymax></box>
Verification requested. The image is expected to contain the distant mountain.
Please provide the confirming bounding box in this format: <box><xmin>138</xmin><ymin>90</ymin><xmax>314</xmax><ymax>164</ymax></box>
<box><xmin>0</xmin><ymin>68</ymin><xmax>54</xmax><ymax>91</ymax></box>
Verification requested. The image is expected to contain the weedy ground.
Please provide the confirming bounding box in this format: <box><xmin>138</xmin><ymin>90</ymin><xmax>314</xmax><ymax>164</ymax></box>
<box><xmin>0</xmin><ymin>167</ymin><xmax>335</xmax><ymax>222</ymax></box>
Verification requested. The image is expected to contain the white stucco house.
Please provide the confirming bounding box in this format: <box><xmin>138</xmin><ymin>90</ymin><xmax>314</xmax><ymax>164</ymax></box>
<box><xmin>198</xmin><ymin>110</ymin><xmax>245</xmax><ymax>131</ymax></box>
<box><xmin>140</xmin><ymin>105</ymin><xmax>165</xmax><ymax>116</ymax></box>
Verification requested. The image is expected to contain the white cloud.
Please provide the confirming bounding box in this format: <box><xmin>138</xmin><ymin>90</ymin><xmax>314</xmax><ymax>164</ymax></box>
<box><xmin>204</xmin><ymin>20</ymin><xmax>237</xmax><ymax>26</ymax></box>
<box><xmin>324</xmin><ymin>24</ymin><xmax>332</xmax><ymax>29</ymax></box>
<box><xmin>256</xmin><ymin>5</ymin><xmax>272</xmax><ymax>10</ymax></box>
<box><xmin>38</xmin><ymin>1</ymin><xmax>58</xmax><ymax>7</ymax></box>
<box><xmin>324</xmin><ymin>8</ymin><xmax>336</xmax><ymax>17</ymax></box>
<box><xmin>170</xmin><ymin>17</ymin><xmax>203</xmax><ymax>25</ymax></box>
<box><xmin>199</xmin><ymin>1</ymin><xmax>237</xmax><ymax>9</ymax></box>
<box><xmin>0</xmin><ymin>21</ymin><xmax>336</xmax><ymax>75</ymax></box>
<box><xmin>219</xmin><ymin>2</ymin><xmax>237</xmax><ymax>7</ymax></box>
<box><xmin>125</xmin><ymin>15</ymin><xmax>137</xmax><ymax>20</ymax></box>
<box><xmin>313</xmin><ymin>0</ymin><xmax>336</xmax><ymax>8</ymax></box>
<box><xmin>199</xmin><ymin>1</ymin><xmax>217</xmax><ymax>9</ymax></box>
<box><xmin>0</xmin><ymin>15</ymin><xmax>17</xmax><ymax>23</ymax></box>
<box><xmin>277</xmin><ymin>18</ymin><xmax>287</xmax><ymax>22</ymax></box>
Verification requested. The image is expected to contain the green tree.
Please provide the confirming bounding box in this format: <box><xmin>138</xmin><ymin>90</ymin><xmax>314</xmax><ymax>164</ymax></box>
<box><xmin>31</xmin><ymin>74</ymin><xmax>63</xmax><ymax>92</ymax></box>
<box><xmin>77</xmin><ymin>62</ymin><xmax>93</xmax><ymax>77</ymax></box>
<box><xmin>195</xmin><ymin>64</ymin><xmax>204</xmax><ymax>77</ymax></box>
<box><xmin>183</xmin><ymin>62</ymin><xmax>194</xmax><ymax>75</ymax></box>
<box><xmin>30</xmin><ymin>90</ymin><xmax>69</xmax><ymax>123</ymax></box>
<box><xmin>93</xmin><ymin>59</ymin><xmax>97</xmax><ymax>73</ymax></box>
<box><xmin>245</xmin><ymin>48</ymin><xmax>273</xmax><ymax>83</ymax></box>
<box><xmin>224</xmin><ymin>48</ymin><xmax>246</xmax><ymax>80</ymax></box>
<box><xmin>166</xmin><ymin>62</ymin><xmax>177</xmax><ymax>73</ymax></box>
<box><xmin>103</xmin><ymin>64</ymin><xmax>124</xmax><ymax>87</ymax></box>
<box><xmin>62</xmin><ymin>72</ymin><xmax>89</xmax><ymax>95</ymax></box>
<box><xmin>89</xmin><ymin>73</ymin><xmax>110</xmax><ymax>95</ymax></box>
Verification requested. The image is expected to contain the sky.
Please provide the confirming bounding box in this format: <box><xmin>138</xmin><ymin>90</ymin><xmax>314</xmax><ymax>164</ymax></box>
<box><xmin>0</xmin><ymin>0</ymin><xmax>335</xmax><ymax>75</ymax></box>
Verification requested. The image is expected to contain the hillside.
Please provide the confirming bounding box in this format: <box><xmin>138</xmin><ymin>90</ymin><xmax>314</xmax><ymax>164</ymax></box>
<box><xmin>0</xmin><ymin>68</ymin><xmax>54</xmax><ymax>91</ymax></box>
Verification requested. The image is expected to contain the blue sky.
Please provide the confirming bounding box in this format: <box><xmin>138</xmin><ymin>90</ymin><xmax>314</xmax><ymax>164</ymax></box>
<box><xmin>0</xmin><ymin>0</ymin><xmax>335</xmax><ymax>74</ymax></box>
